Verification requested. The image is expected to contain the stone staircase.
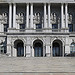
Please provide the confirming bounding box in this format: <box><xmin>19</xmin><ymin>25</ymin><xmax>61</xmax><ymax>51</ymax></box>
<box><xmin>0</xmin><ymin>57</ymin><xmax>75</xmax><ymax>73</ymax></box>
<box><xmin>0</xmin><ymin>54</ymin><xmax>8</xmax><ymax>57</ymax></box>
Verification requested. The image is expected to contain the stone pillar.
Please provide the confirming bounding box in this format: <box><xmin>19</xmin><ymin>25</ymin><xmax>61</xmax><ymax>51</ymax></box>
<box><xmin>50</xmin><ymin>44</ymin><xmax>52</xmax><ymax>57</ymax></box>
<box><xmin>65</xmin><ymin>3</ymin><xmax>68</xmax><ymax>28</ymax></box>
<box><xmin>9</xmin><ymin>3</ymin><xmax>12</xmax><ymax>28</ymax></box>
<box><xmin>13</xmin><ymin>47</ymin><xmax>17</xmax><ymax>57</ymax></box>
<box><xmin>17</xmin><ymin>24</ymin><xmax>19</xmax><ymax>29</ymax></box>
<box><xmin>61</xmin><ymin>3</ymin><xmax>65</xmax><ymax>28</ymax></box>
<box><xmin>13</xmin><ymin>3</ymin><xmax>16</xmax><ymax>28</ymax></box>
<box><xmin>46</xmin><ymin>45</ymin><xmax>50</xmax><ymax>57</ymax></box>
<box><xmin>24</xmin><ymin>45</ymin><xmax>26</xmax><ymax>57</ymax></box>
<box><xmin>65</xmin><ymin>45</ymin><xmax>70</xmax><ymax>55</ymax></box>
<box><xmin>0</xmin><ymin>22</ymin><xmax>2</xmax><ymax>32</ymax></box>
<box><xmin>26</xmin><ymin>3</ymin><xmax>29</xmax><ymax>28</ymax></box>
<box><xmin>43</xmin><ymin>45</ymin><xmax>46</xmax><ymax>57</ymax></box>
<box><xmin>7</xmin><ymin>45</ymin><xmax>11</xmax><ymax>57</ymax></box>
<box><xmin>44</xmin><ymin>3</ymin><xmax>47</xmax><ymax>28</ymax></box>
<box><xmin>32</xmin><ymin>46</ymin><xmax>34</xmax><ymax>57</ymax></box>
<box><xmin>1</xmin><ymin>24</ymin><xmax>4</xmax><ymax>32</ymax></box>
<box><xmin>30</xmin><ymin>3</ymin><xmax>33</xmax><ymax>28</ymax></box>
<box><xmin>26</xmin><ymin>45</ymin><xmax>31</xmax><ymax>57</ymax></box>
<box><xmin>11</xmin><ymin>43</ymin><xmax>13</xmax><ymax>57</ymax></box>
<box><xmin>63</xmin><ymin>45</ymin><xmax>64</xmax><ymax>57</ymax></box>
<box><xmin>65</xmin><ymin>37</ymin><xmax>70</xmax><ymax>55</ymax></box>
<box><xmin>48</xmin><ymin>3</ymin><xmax>51</xmax><ymax>28</ymax></box>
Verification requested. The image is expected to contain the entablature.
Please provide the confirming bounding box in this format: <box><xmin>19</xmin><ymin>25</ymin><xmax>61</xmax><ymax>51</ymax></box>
<box><xmin>0</xmin><ymin>0</ymin><xmax>75</xmax><ymax>3</ymax></box>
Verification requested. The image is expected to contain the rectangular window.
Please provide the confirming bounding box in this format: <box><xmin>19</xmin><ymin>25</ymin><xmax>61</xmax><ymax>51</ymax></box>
<box><xmin>4</xmin><ymin>24</ymin><xmax>8</xmax><ymax>32</ymax></box>
<box><xmin>20</xmin><ymin>24</ymin><xmax>25</xmax><ymax>29</ymax></box>
<box><xmin>36</xmin><ymin>24</ymin><xmax>42</xmax><ymax>29</ymax></box>
<box><xmin>52</xmin><ymin>24</ymin><xmax>58</xmax><ymax>29</ymax></box>
<box><xmin>68</xmin><ymin>24</ymin><xmax>73</xmax><ymax>32</ymax></box>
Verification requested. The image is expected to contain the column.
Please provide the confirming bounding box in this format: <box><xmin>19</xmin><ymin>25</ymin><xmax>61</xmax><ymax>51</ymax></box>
<box><xmin>13</xmin><ymin>3</ymin><xmax>16</xmax><ymax>28</ymax></box>
<box><xmin>46</xmin><ymin>45</ymin><xmax>50</xmax><ymax>57</ymax></box>
<box><xmin>9</xmin><ymin>3</ymin><xmax>12</xmax><ymax>28</ymax></box>
<box><xmin>0</xmin><ymin>22</ymin><xmax>2</xmax><ymax>32</ymax></box>
<box><xmin>61</xmin><ymin>3</ymin><xmax>65</xmax><ymax>28</ymax></box>
<box><xmin>65</xmin><ymin>3</ymin><xmax>68</xmax><ymax>28</ymax></box>
<box><xmin>63</xmin><ymin>45</ymin><xmax>64</xmax><ymax>57</ymax></box>
<box><xmin>32</xmin><ymin>46</ymin><xmax>34</xmax><ymax>57</ymax></box>
<box><xmin>48</xmin><ymin>3</ymin><xmax>51</xmax><ymax>28</ymax></box>
<box><xmin>24</xmin><ymin>45</ymin><xmax>26</xmax><ymax>57</ymax></box>
<box><xmin>7</xmin><ymin>45</ymin><xmax>11</xmax><ymax>56</ymax></box>
<box><xmin>43</xmin><ymin>45</ymin><xmax>46</xmax><ymax>57</ymax></box>
<box><xmin>44</xmin><ymin>3</ymin><xmax>47</xmax><ymax>28</ymax></box>
<box><xmin>7</xmin><ymin>38</ymin><xmax>12</xmax><ymax>57</ymax></box>
<box><xmin>65</xmin><ymin>37</ymin><xmax>70</xmax><ymax>55</ymax></box>
<box><xmin>30</xmin><ymin>3</ymin><xmax>33</xmax><ymax>28</ymax></box>
<box><xmin>13</xmin><ymin>47</ymin><xmax>17</xmax><ymax>57</ymax></box>
<box><xmin>10</xmin><ymin>39</ymin><xmax>13</xmax><ymax>57</ymax></box>
<box><xmin>26</xmin><ymin>45</ymin><xmax>31</xmax><ymax>57</ymax></box>
<box><xmin>50</xmin><ymin>45</ymin><xmax>52</xmax><ymax>57</ymax></box>
<box><xmin>26</xmin><ymin>3</ymin><xmax>29</xmax><ymax>28</ymax></box>
<box><xmin>1</xmin><ymin>24</ymin><xmax>4</xmax><ymax>32</ymax></box>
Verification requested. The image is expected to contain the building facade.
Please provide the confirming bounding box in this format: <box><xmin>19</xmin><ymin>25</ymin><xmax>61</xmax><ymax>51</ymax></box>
<box><xmin>0</xmin><ymin>0</ymin><xmax>75</xmax><ymax>57</ymax></box>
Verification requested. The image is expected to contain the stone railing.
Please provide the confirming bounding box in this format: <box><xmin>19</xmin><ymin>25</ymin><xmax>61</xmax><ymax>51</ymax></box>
<box><xmin>7</xmin><ymin>28</ymin><xmax>69</xmax><ymax>33</ymax></box>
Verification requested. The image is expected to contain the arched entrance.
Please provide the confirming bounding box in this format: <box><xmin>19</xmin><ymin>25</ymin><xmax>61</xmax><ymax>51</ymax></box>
<box><xmin>14</xmin><ymin>39</ymin><xmax>24</xmax><ymax>57</ymax></box>
<box><xmin>68</xmin><ymin>42</ymin><xmax>75</xmax><ymax>56</ymax></box>
<box><xmin>70</xmin><ymin>42</ymin><xmax>75</xmax><ymax>53</ymax></box>
<box><xmin>52</xmin><ymin>40</ymin><xmax>63</xmax><ymax>57</ymax></box>
<box><xmin>33</xmin><ymin>40</ymin><xmax>43</xmax><ymax>57</ymax></box>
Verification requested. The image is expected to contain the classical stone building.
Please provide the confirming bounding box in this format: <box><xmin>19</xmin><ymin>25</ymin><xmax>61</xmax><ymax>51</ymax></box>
<box><xmin>0</xmin><ymin>0</ymin><xmax>75</xmax><ymax>57</ymax></box>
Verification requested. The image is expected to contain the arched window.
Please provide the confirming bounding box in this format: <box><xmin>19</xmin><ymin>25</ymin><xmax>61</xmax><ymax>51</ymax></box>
<box><xmin>70</xmin><ymin>43</ymin><xmax>75</xmax><ymax>53</ymax></box>
<box><xmin>52</xmin><ymin>39</ymin><xmax>63</xmax><ymax>57</ymax></box>
<box><xmin>33</xmin><ymin>40</ymin><xmax>43</xmax><ymax>57</ymax></box>
<box><xmin>14</xmin><ymin>39</ymin><xmax>24</xmax><ymax>57</ymax></box>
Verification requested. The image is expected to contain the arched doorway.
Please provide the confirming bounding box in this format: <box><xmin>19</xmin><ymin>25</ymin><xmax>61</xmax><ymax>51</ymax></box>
<box><xmin>52</xmin><ymin>40</ymin><xmax>63</xmax><ymax>57</ymax></box>
<box><xmin>33</xmin><ymin>40</ymin><xmax>43</xmax><ymax>57</ymax></box>
<box><xmin>14</xmin><ymin>40</ymin><xmax>24</xmax><ymax>57</ymax></box>
<box><xmin>70</xmin><ymin>42</ymin><xmax>75</xmax><ymax>53</ymax></box>
<box><xmin>68</xmin><ymin>42</ymin><xmax>75</xmax><ymax>56</ymax></box>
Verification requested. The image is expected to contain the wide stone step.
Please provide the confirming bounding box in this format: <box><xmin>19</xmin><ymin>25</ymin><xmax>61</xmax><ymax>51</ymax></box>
<box><xmin>0</xmin><ymin>57</ymin><xmax>75</xmax><ymax>73</ymax></box>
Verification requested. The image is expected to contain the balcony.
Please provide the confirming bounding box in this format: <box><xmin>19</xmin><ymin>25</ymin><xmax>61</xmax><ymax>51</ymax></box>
<box><xmin>7</xmin><ymin>28</ymin><xmax>69</xmax><ymax>34</ymax></box>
